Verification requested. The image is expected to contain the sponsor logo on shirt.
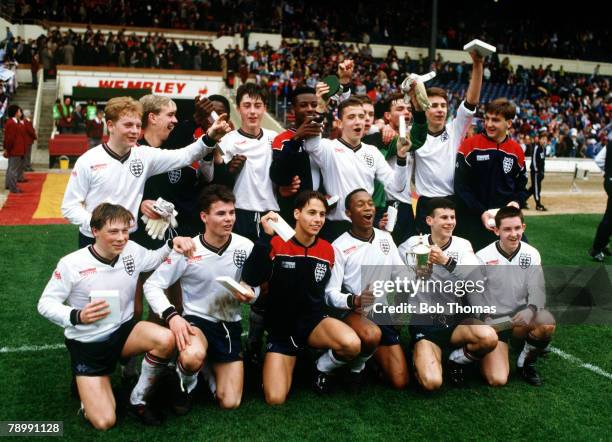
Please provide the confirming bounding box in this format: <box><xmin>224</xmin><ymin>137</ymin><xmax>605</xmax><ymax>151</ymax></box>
<box><xmin>53</xmin><ymin>270</ymin><xmax>62</xmax><ymax>280</ymax></box>
<box><xmin>164</xmin><ymin>257</ymin><xmax>172</xmax><ymax>264</ymax></box>
<box><xmin>476</xmin><ymin>154</ymin><xmax>490</xmax><ymax>161</ymax></box>
<box><xmin>71</xmin><ymin>170</ymin><xmax>78</xmax><ymax>176</ymax></box>
<box><xmin>281</xmin><ymin>261</ymin><xmax>296</xmax><ymax>269</ymax></box>
<box><xmin>343</xmin><ymin>245</ymin><xmax>358</xmax><ymax>255</ymax></box>
<box><xmin>486</xmin><ymin>259</ymin><xmax>499</xmax><ymax>265</ymax></box>
<box><xmin>188</xmin><ymin>255</ymin><xmax>203</xmax><ymax>263</ymax></box>
<box><xmin>79</xmin><ymin>268</ymin><xmax>97</xmax><ymax>277</ymax></box>
<box><xmin>90</xmin><ymin>163</ymin><xmax>108</xmax><ymax>171</ymax></box>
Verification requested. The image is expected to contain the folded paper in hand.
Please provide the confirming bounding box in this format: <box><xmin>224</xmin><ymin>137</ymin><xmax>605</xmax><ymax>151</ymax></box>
<box><xmin>268</xmin><ymin>216</ymin><xmax>296</xmax><ymax>242</ymax></box>
<box><xmin>89</xmin><ymin>290</ymin><xmax>121</xmax><ymax>325</ymax></box>
<box><xmin>463</xmin><ymin>39</ymin><xmax>496</xmax><ymax>58</ymax></box>
<box><xmin>215</xmin><ymin>276</ymin><xmax>250</xmax><ymax>296</ymax></box>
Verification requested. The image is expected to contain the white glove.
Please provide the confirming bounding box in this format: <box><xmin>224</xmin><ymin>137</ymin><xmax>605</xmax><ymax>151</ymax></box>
<box><xmin>141</xmin><ymin>216</ymin><xmax>170</xmax><ymax>240</ymax></box>
<box><xmin>401</xmin><ymin>71</ymin><xmax>436</xmax><ymax>111</ymax></box>
<box><xmin>140</xmin><ymin>198</ymin><xmax>178</xmax><ymax>240</ymax></box>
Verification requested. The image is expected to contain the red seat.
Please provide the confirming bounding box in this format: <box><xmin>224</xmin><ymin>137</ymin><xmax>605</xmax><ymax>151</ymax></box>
<box><xmin>48</xmin><ymin>135</ymin><xmax>109</xmax><ymax>166</ymax></box>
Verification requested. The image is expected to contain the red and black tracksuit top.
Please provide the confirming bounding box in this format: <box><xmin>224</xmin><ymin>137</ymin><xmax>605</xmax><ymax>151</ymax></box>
<box><xmin>242</xmin><ymin>234</ymin><xmax>334</xmax><ymax>337</ymax></box>
<box><xmin>455</xmin><ymin>133</ymin><xmax>528</xmax><ymax>215</ymax></box>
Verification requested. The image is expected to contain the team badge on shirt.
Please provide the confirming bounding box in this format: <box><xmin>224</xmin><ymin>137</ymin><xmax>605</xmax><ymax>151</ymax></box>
<box><xmin>361</xmin><ymin>153</ymin><xmax>375</xmax><ymax>168</ymax></box>
<box><xmin>518</xmin><ymin>253</ymin><xmax>531</xmax><ymax>269</ymax></box>
<box><xmin>447</xmin><ymin>251</ymin><xmax>459</xmax><ymax>261</ymax></box>
<box><xmin>129</xmin><ymin>158</ymin><xmax>144</xmax><ymax>177</ymax></box>
<box><xmin>233</xmin><ymin>249</ymin><xmax>247</xmax><ymax>268</ymax></box>
<box><xmin>168</xmin><ymin>169</ymin><xmax>181</xmax><ymax>184</ymax></box>
<box><xmin>379</xmin><ymin>238</ymin><xmax>390</xmax><ymax>255</ymax></box>
<box><xmin>123</xmin><ymin>255</ymin><xmax>136</xmax><ymax>275</ymax></box>
<box><xmin>503</xmin><ymin>157</ymin><xmax>514</xmax><ymax>174</ymax></box>
<box><xmin>440</xmin><ymin>131</ymin><xmax>449</xmax><ymax>142</ymax></box>
<box><xmin>314</xmin><ymin>262</ymin><xmax>327</xmax><ymax>282</ymax></box>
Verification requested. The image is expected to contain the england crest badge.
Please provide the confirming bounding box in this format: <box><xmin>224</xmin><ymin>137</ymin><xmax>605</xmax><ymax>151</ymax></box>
<box><xmin>129</xmin><ymin>158</ymin><xmax>144</xmax><ymax>177</ymax></box>
<box><xmin>123</xmin><ymin>255</ymin><xmax>136</xmax><ymax>275</ymax></box>
<box><xmin>314</xmin><ymin>262</ymin><xmax>327</xmax><ymax>282</ymax></box>
<box><xmin>362</xmin><ymin>153</ymin><xmax>375</xmax><ymax>168</ymax></box>
<box><xmin>518</xmin><ymin>253</ymin><xmax>531</xmax><ymax>269</ymax></box>
<box><xmin>233</xmin><ymin>249</ymin><xmax>247</xmax><ymax>268</ymax></box>
<box><xmin>168</xmin><ymin>169</ymin><xmax>181</xmax><ymax>184</ymax></box>
<box><xmin>503</xmin><ymin>157</ymin><xmax>513</xmax><ymax>174</ymax></box>
<box><xmin>379</xmin><ymin>238</ymin><xmax>390</xmax><ymax>255</ymax></box>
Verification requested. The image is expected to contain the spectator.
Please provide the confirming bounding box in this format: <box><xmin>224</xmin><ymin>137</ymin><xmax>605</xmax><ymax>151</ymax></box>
<box><xmin>21</xmin><ymin>109</ymin><xmax>36</xmax><ymax>172</ymax></box>
<box><xmin>85</xmin><ymin>109</ymin><xmax>105</xmax><ymax>149</ymax></box>
<box><xmin>57</xmin><ymin>97</ymin><xmax>73</xmax><ymax>133</ymax></box>
<box><xmin>3</xmin><ymin>105</ymin><xmax>27</xmax><ymax>193</ymax></box>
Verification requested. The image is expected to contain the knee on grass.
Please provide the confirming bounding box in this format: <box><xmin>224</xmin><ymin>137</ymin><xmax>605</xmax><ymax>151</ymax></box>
<box><xmin>264</xmin><ymin>389</ymin><xmax>288</xmax><ymax>406</ymax></box>
<box><xmin>88</xmin><ymin>410</ymin><xmax>116</xmax><ymax>431</ymax></box>
<box><xmin>217</xmin><ymin>390</ymin><xmax>242</xmax><ymax>410</ymax></box>
<box><xmin>418</xmin><ymin>370</ymin><xmax>443</xmax><ymax>392</ymax></box>
<box><xmin>484</xmin><ymin>372</ymin><xmax>508</xmax><ymax>387</ymax></box>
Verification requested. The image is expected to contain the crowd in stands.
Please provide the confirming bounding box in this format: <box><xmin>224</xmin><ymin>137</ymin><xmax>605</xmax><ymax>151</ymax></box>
<box><xmin>8</xmin><ymin>0</ymin><xmax>610</xmax><ymax>63</ymax></box>
<box><xmin>5</xmin><ymin>28</ymin><xmax>224</xmax><ymax>73</ymax></box>
<box><xmin>245</xmin><ymin>40</ymin><xmax>611</xmax><ymax>159</ymax></box>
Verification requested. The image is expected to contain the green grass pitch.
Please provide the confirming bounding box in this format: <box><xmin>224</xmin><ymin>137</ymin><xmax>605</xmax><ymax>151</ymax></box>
<box><xmin>0</xmin><ymin>215</ymin><xmax>610</xmax><ymax>440</ymax></box>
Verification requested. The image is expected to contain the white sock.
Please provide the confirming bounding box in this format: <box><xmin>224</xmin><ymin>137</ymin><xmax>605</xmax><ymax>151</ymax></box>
<box><xmin>201</xmin><ymin>362</ymin><xmax>217</xmax><ymax>396</ymax></box>
<box><xmin>316</xmin><ymin>349</ymin><xmax>347</xmax><ymax>373</ymax></box>
<box><xmin>517</xmin><ymin>342</ymin><xmax>538</xmax><ymax>368</ymax></box>
<box><xmin>449</xmin><ymin>347</ymin><xmax>479</xmax><ymax>365</ymax></box>
<box><xmin>129</xmin><ymin>353</ymin><xmax>169</xmax><ymax>405</ymax></box>
<box><xmin>349</xmin><ymin>352</ymin><xmax>374</xmax><ymax>373</ymax></box>
<box><xmin>177</xmin><ymin>360</ymin><xmax>199</xmax><ymax>394</ymax></box>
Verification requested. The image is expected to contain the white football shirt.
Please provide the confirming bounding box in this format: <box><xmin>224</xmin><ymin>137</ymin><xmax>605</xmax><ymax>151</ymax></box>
<box><xmin>219</xmin><ymin>128</ymin><xmax>280</xmax><ymax>212</ymax></box>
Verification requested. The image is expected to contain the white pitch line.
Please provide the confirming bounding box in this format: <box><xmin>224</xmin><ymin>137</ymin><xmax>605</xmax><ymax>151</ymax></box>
<box><xmin>0</xmin><ymin>332</ymin><xmax>250</xmax><ymax>354</ymax></box>
<box><xmin>549</xmin><ymin>346</ymin><xmax>612</xmax><ymax>380</ymax></box>
<box><xmin>0</xmin><ymin>343</ymin><xmax>65</xmax><ymax>353</ymax></box>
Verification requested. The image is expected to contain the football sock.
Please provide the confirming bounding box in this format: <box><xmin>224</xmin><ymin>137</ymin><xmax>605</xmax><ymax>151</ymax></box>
<box><xmin>176</xmin><ymin>360</ymin><xmax>200</xmax><ymax>394</ymax></box>
<box><xmin>349</xmin><ymin>352</ymin><xmax>374</xmax><ymax>373</ymax></box>
<box><xmin>316</xmin><ymin>349</ymin><xmax>347</xmax><ymax>373</ymax></box>
<box><xmin>129</xmin><ymin>352</ymin><xmax>170</xmax><ymax>405</ymax></box>
<box><xmin>449</xmin><ymin>346</ymin><xmax>480</xmax><ymax>365</ymax></box>
<box><xmin>517</xmin><ymin>335</ymin><xmax>550</xmax><ymax>368</ymax></box>
<box><xmin>201</xmin><ymin>362</ymin><xmax>217</xmax><ymax>396</ymax></box>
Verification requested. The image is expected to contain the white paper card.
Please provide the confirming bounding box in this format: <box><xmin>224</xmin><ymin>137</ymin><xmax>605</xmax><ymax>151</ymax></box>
<box><xmin>463</xmin><ymin>39</ymin><xmax>497</xmax><ymax>57</ymax></box>
<box><xmin>215</xmin><ymin>276</ymin><xmax>250</xmax><ymax>296</ymax></box>
<box><xmin>385</xmin><ymin>205</ymin><xmax>398</xmax><ymax>233</ymax></box>
<box><xmin>268</xmin><ymin>216</ymin><xmax>296</xmax><ymax>242</ymax></box>
<box><xmin>89</xmin><ymin>290</ymin><xmax>121</xmax><ymax>325</ymax></box>
<box><xmin>399</xmin><ymin>116</ymin><xmax>407</xmax><ymax>144</ymax></box>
